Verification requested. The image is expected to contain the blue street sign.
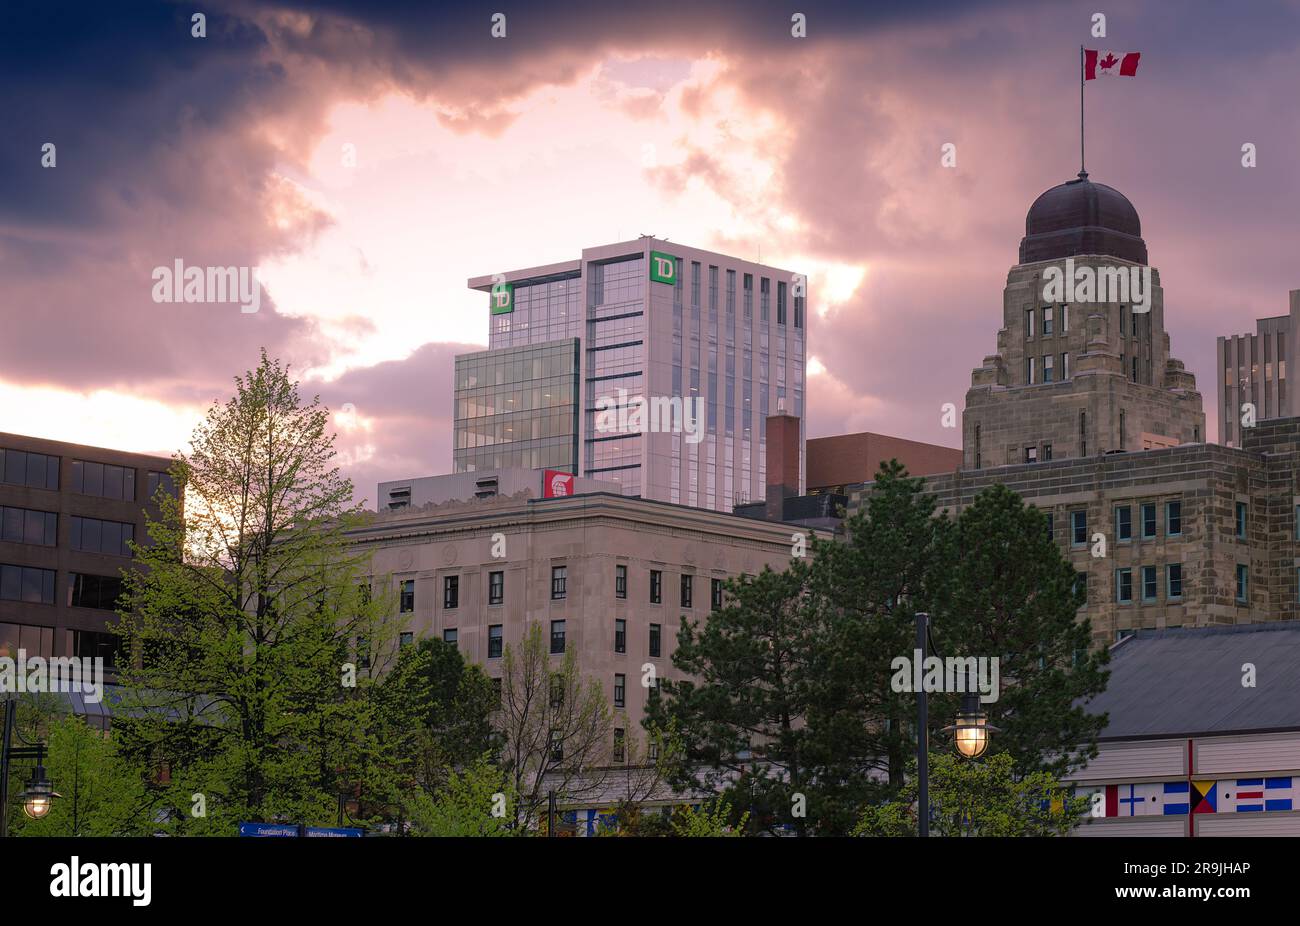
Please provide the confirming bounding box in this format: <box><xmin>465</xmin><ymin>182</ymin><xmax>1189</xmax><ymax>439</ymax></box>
<box><xmin>304</xmin><ymin>826</ymin><xmax>364</xmax><ymax>838</ymax></box>
<box><xmin>238</xmin><ymin>822</ymin><xmax>300</xmax><ymax>837</ymax></box>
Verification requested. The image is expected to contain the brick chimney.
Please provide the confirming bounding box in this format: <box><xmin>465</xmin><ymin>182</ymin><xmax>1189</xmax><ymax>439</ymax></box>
<box><xmin>764</xmin><ymin>403</ymin><xmax>801</xmax><ymax>521</ymax></box>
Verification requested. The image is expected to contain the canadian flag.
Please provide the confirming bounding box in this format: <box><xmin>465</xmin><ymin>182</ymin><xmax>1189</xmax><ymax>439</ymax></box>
<box><xmin>1085</xmin><ymin>49</ymin><xmax>1141</xmax><ymax>79</ymax></box>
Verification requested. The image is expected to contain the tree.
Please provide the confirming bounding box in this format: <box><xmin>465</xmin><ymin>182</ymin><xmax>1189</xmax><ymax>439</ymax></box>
<box><xmin>8</xmin><ymin>712</ymin><xmax>152</xmax><ymax>837</ymax></box>
<box><xmin>852</xmin><ymin>752</ymin><xmax>1089</xmax><ymax>837</ymax></box>
<box><xmin>407</xmin><ymin>755</ymin><xmax>516</xmax><ymax>837</ymax></box>
<box><xmin>495</xmin><ymin>622</ymin><xmax>613</xmax><ymax>830</ymax></box>
<box><xmin>931</xmin><ymin>483</ymin><xmax>1109</xmax><ymax>778</ymax></box>
<box><xmin>113</xmin><ymin>350</ymin><xmax>405</xmax><ymax>834</ymax></box>
<box><xmin>646</xmin><ymin>563</ymin><xmax>819</xmax><ymax>836</ymax></box>
<box><xmin>376</xmin><ymin>637</ymin><xmax>496</xmax><ymax>798</ymax></box>
<box><xmin>671</xmin><ymin>797</ymin><xmax>749</xmax><ymax>837</ymax></box>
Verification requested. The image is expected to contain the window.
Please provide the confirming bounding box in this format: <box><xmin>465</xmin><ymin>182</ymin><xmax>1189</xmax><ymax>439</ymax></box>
<box><xmin>443</xmin><ymin>628</ymin><xmax>458</xmax><ymax>645</ymax></box>
<box><xmin>649</xmin><ymin>569</ymin><xmax>662</xmax><ymax>604</ymax></box>
<box><xmin>0</xmin><ymin>506</ymin><xmax>57</xmax><ymax>546</ymax></box>
<box><xmin>614</xmin><ymin>673</ymin><xmax>626</xmax><ymax>708</ymax></box>
<box><xmin>1236</xmin><ymin>564</ymin><xmax>1248</xmax><ymax>603</ymax></box>
<box><xmin>1073</xmin><ymin>571</ymin><xmax>1088</xmax><ymax>605</ymax></box>
<box><xmin>649</xmin><ymin>623</ymin><xmax>662</xmax><ymax>658</ymax></box>
<box><xmin>70</xmin><ymin>516</ymin><xmax>134</xmax><ymax>556</ymax></box>
<box><xmin>1043</xmin><ymin>354</ymin><xmax>1054</xmax><ymax>383</ymax></box>
<box><xmin>68</xmin><ymin>573</ymin><xmax>123</xmax><ymax>610</ymax></box>
<box><xmin>443</xmin><ymin>575</ymin><xmax>459</xmax><ymax>610</ymax></box>
<box><xmin>71</xmin><ymin>460</ymin><xmax>135</xmax><ymax>501</ymax></box>
<box><xmin>489</xmin><ymin>570</ymin><xmax>504</xmax><ymax>606</ymax></box>
<box><xmin>1026</xmin><ymin>308</ymin><xmax>1035</xmax><ymax>338</ymax></box>
<box><xmin>1043</xmin><ymin>443</ymin><xmax>1053</xmax><ymax>462</ymax></box>
<box><xmin>550</xmin><ymin>619</ymin><xmax>566</xmax><ymax>654</ymax></box>
<box><xmin>548</xmin><ymin>728</ymin><xmax>563</xmax><ymax>762</ymax></box>
<box><xmin>613</xmin><ymin>728</ymin><xmax>626</xmax><ymax>763</ymax></box>
<box><xmin>1044</xmin><ymin>512</ymin><xmax>1054</xmax><ymax>540</ymax></box>
<box><xmin>1061</xmin><ymin>352</ymin><xmax>1070</xmax><ymax>380</ymax></box>
<box><xmin>1071</xmin><ymin>510</ymin><xmax>1087</xmax><ymax>546</ymax></box>
<box><xmin>399</xmin><ymin>579</ymin><xmax>415</xmax><ymax>613</ymax></box>
<box><xmin>1167</xmin><ymin>564</ymin><xmax>1183</xmax><ymax>600</ymax></box>
<box><xmin>1080</xmin><ymin>410</ymin><xmax>1087</xmax><ymax>456</ymax></box>
<box><xmin>399</xmin><ymin>632</ymin><xmax>414</xmax><ymax>647</ymax></box>
<box><xmin>0</xmin><ymin>448</ymin><xmax>59</xmax><ymax>490</ymax></box>
<box><xmin>1026</xmin><ymin>357</ymin><xmax>1036</xmax><ymax>384</ymax></box>
<box><xmin>1167</xmin><ymin>501</ymin><xmax>1182</xmax><ymax>536</ymax></box>
<box><xmin>488</xmin><ymin>624</ymin><xmax>503</xmax><ymax>658</ymax></box>
<box><xmin>1115</xmin><ymin>506</ymin><xmax>1132</xmax><ymax>542</ymax></box>
<box><xmin>614</xmin><ymin>618</ymin><xmax>626</xmax><ymax>654</ymax></box>
<box><xmin>1236</xmin><ymin>502</ymin><xmax>1247</xmax><ymax>539</ymax></box>
<box><xmin>1024</xmin><ymin>446</ymin><xmax>1037</xmax><ymax>464</ymax></box>
<box><xmin>356</xmin><ymin>636</ymin><xmax>370</xmax><ymax>669</ymax></box>
<box><xmin>73</xmin><ymin>628</ymin><xmax>121</xmax><ymax>669</ymax></box>
<box><xmin>0</xmin><ymin>564</ymin><xmax>55</xmax><ymax>604</ymax></box>
<box><xmin>551</xmin><ymin>565</ymin><xmax>567</xmax><ymax>600</ymax></box>
<box><xmin>1116</xmin><ymin>568</ymin><xmax>1133</xmax><ymax>604</ymax></box>
<box><xmin>615</xmin><ymin>564</ymin><xmax>627</xmax><ymax>599</ymax></box>
<box><xmin>1141</xmin><ymin>503</ymin><xmax>1157</xmax><ymax>539</ymax></box>
<box><xmin>1141</xmin><ymin>565</ymin><xmax>1157</xmax><ymax>602</ymax></box>
<box><xmin>1042</xmin><ymin>306</ymin><xmax>1053</xmax><ymax>336</ymax></box>
<box><xmin>680</xmin><ymin>574</ymin><xmax>693</xmax><ymax>608</ymax></box>
<box><xmin>549</xmin><ymin>675</ymin><xmax>564</xmax><ymax>708</ymax></box>
<box><xmin>147</xmin><ymin>471</ymin><xmax>178</xmax><ymax>501</ymax></box>
<box><xmin>711</xmin><ymin>578</ymin><xmax>724</xmax><ymax>610</ymax></box>
<box><xmin>1061</xmin><ymin>304</ymin><xmax>1068</xmax><ymax>331</ymax></box>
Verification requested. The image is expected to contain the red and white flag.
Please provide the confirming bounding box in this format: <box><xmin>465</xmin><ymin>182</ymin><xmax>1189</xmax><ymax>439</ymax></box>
<box><xmin>1085</xmin><ymin>49</ymin><xmax>1141</xmax><ymax>79</ymax></box>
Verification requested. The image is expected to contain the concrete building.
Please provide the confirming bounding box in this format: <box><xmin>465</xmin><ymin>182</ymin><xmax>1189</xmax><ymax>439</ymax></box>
<box><xmin>806</xmin><ymin>431</ymin><xmax>961</xmax><ymax>494</ymax></box>
<box><xmin>1217</xmin><ymin>289</ymin><xmax>1300</xmax><ymax>447</ymax></box>
<box><xmin>463</xmin><ymin>238</ymin><xmax>808</xmax><ymax>514</ymax></box>
<box><xmin>962</xmin><ymin>171</ymin><xmax>1204</xmax><ymax>470</ymax></box>
<box><xmin>378</xmin><ymin>467</ymin><xmax>614</xmax><ymax>512</ymax></box>
<box><xmin>849</xmin><ymin>172</ymin><xmax>1294</xmax><ymax>645</ymax></box>
<box><xmin>0</xmin><ymin>432</ymin><xmax>176</xmax><ymax>670</ymax></box>
<box><xmin>345</xmin><ymin>488</ymin><xmax>822</xmax><ymax>737</ymax></box>
<box><xmin>1068</xmin><ymin>622</ymin><xmax>1300</xmax><ymax>836</ymax></box>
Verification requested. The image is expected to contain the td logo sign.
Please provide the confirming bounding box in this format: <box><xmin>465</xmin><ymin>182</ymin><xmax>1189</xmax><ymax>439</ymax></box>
<box><xmin>649</xmin><ymin>251</ymin><xmax>677</xmax><ymax>285</ymax></box>
<box><xmin>490</xmin><ymin>281</ymin><xmax>514</xmax><ymax>315</ymax></box>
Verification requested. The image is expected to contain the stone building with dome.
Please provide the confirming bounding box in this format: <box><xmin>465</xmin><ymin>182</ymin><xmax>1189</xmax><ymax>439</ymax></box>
<box><xmin>850</xmin><ymin>172</ymin><xmax>1300</xmax><ymax>645</ymax></box>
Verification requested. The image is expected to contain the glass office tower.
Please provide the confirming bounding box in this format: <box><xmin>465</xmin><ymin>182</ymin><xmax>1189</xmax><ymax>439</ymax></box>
<box><xmin>453</xmin><ymin>339</ymin><xmax>580</xmax><ymax>473</ymax></box>
<box><xmin>462</xmin><ymin>238</ymin><xmax>807</xmax><ymax>513</ymax></box>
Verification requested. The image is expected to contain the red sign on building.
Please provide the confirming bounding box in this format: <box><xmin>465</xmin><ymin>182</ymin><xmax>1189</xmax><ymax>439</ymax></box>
<box><xmin>543</xmin><ymin>469</ymin><xmax>574</xmax><ymax>498</ymax></box>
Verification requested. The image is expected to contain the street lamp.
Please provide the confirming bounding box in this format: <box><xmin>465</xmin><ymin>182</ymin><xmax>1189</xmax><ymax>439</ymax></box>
<box><xmin>914</xmin><ymin>612</ymin><xmax>998</xmax><ymax>837</ymax></box>
<box><xmin>1</xmin><ymin>698</ymin><xmax>61</xmax><ymax>836</ymax></box>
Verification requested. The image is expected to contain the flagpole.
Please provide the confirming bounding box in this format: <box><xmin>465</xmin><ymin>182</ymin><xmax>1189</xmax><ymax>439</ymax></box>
<box><xmin>1079</xmin><ymin>44</ymin><xmax>1086</xmax><ymax>177</ymax></box>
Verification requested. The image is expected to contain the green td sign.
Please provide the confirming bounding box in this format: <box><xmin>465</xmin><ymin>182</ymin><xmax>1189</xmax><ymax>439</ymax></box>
<box><xmin>489</xmin><ymin>281</ymin><xmax>514</xmax><ymax>315</ymax></box>
<box><xmin>649</xmin><ymin>251</ymin><xmax>677</xmax><ymax>285</ymax></box>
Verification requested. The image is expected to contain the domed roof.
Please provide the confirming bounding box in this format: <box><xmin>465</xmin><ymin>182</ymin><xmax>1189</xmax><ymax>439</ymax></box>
<box><xmin>1019</xmin><ymin>171</ymin><xmax>1148</xmax><ymax>265</ymax></box>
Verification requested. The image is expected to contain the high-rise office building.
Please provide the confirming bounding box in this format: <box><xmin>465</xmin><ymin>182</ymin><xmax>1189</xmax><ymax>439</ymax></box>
<box><xmin>1216</xmin><ymin>289</ymin><xmax>1300</xmax><ymax>447</ymax></box>
<box><xmin>461</xmin><ymin>238</ymin><xmax>808</xmax><ymax>513</ymax></box>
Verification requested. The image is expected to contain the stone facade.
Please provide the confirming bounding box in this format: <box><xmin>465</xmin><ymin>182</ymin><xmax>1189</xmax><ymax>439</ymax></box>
<box><xmin>964</xmin><ymin>257</ymin><xmax>1204</xmax><ymax>470</ymax></box>
<box><xmin>345</xmin><ymin>490</ymin><xmax>820</xmax><ymax>737</ymax></box>
<box><xmin>851</xmin><ymin>417</ymin><xmax>1300</xmax><ymax>646</ymax></box>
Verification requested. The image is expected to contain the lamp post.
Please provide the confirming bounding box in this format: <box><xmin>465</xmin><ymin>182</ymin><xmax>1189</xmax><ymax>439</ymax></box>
<box><xmin>1</xmin><ymin>698</ymin><xmax>61</xmax><ymax>837</ymax></box>
<box><xmin>914</xmin><ymin>612</ymin><xmax>998</xmax><ymax>837</ymax></box>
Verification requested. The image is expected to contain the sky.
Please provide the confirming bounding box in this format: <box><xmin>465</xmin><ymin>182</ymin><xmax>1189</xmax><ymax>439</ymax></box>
<box><xmin>1</xmin><ymin>0</ymin><xmax>1298</xmax><ymax>507</ymax></box>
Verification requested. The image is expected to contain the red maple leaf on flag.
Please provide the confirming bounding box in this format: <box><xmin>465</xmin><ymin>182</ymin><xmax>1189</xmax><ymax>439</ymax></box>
<box><xmin>1099</xmin><ymin>53</ymin><xmax>1119</xmax><ymax>70</ymax></box>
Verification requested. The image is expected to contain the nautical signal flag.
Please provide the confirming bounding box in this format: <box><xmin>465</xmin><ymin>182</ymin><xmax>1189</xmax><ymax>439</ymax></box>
<box><xmin>1190</xmin><ymin>780</ymin><xmax>1218</xmax><ymax>815</ymax></box>
<box><xmin>1228</xmin><ymin>777</ymin><xmax>1294</xmax><ymax>814</ymax></box>
<box><xmin>1084</xmin><ymin>50</ymin><xmax>1141</xmax><ymax>80</ymax></box>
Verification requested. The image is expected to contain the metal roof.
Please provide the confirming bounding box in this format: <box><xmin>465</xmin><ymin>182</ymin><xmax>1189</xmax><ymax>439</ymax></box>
<box><xmin>1086</xmin><ymin>622</ymin><xmax>1300</xmax><ymax>740</ymax></box>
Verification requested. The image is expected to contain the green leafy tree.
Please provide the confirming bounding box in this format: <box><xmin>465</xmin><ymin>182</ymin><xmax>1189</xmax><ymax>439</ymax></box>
<box><xmin>408</xmin><ymin>755</ymin><xmax>517</xmax><ymax>837</ymax></box>
<box><xmin>113</xmin><ymin>351</ymin><xmax>405</xmax><ymax>834</ymax></box>
<box><xmin>852</xmin><ymin>752</ymin><xmax>1088</xmax><ymax>837</ymax></box>
<box><xmin>9</xmin><ymin>712</ymin><xmax>152</xmax><ymax>837</ymax></box>
<box><xmin>671</xmin><ymin>797</ymin><xmax>749</xmax><ymax>837</ymax></box>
